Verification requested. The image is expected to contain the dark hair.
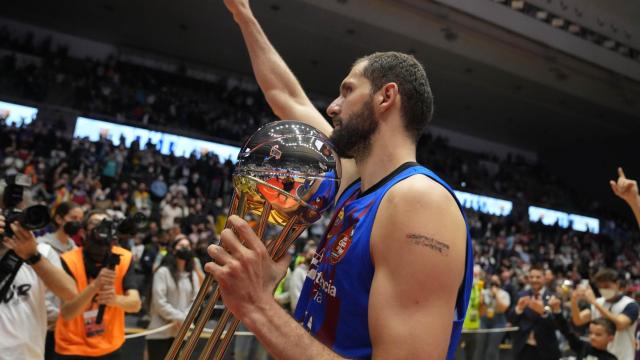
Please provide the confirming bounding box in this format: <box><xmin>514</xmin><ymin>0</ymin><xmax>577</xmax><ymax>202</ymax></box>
<box><xmin>591</xmin><ymin>317</ymin><xmax>616</xmax><ymax>336</ymax></box>
<box><xmin>158</xmin><ymin>239</ymin><xmax>195</xmax><ymax>291</ymax></box>
<box><xmin>355</xmin><ymin>52</ymin><xmax>434</xmax><ymax>141</ymax></box>
<box><xmin>529</xmin><ymin>263</ymin><xmax>545</xmax><ymax>273</ymax></box>
<box><xmin>83</xmin><ymin>209</ymin><xmax>109</xmax><ymax>230</ymax></box>
<box><xmin>53</xmin><ymin>201</ymin><xmax>80</xmax><ymax>228</ymax></box>
<box><xmin>593</xmin><ymin>268</ymin><xmax>618</xmax><ymax>284</ymax></box>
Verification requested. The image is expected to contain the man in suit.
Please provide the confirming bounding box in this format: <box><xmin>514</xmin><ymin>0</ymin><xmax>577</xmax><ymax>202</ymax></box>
<box><xmin>509</xmin><ymin>264</ymin><xmax>561</xmax><ymax>360</ymax></box>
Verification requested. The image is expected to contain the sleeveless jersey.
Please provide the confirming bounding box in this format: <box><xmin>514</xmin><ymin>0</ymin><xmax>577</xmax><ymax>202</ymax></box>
<box><xmin>294</xmin><ymin>162</ymin><xmax>473</xmax><ymax>359</ymax></box>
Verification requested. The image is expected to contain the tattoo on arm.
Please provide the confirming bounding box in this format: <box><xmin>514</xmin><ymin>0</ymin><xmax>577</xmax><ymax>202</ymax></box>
<box><xmin>406</xmin><ymin>233</ymin><xmax>450</xmax><ymax>256</ymax></box>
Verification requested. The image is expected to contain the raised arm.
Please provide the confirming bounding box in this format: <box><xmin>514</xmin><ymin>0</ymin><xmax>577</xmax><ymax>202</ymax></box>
<box><xmin>223</xmin><ymin>0</ymin><xmax>358</xmax><ymax>195</ymax></box>
<box><xmin>223</xmin><ymin>0</ymin><xmax>332</xmax><ymax>135</ymax></box>
<box><xmin>2</xmin><ymin>222</ymin><xmax>76</xmax><ymax>301</ymax></box>
<box><xmin>610</xmin><ymin>167</ymin><xmax>640</xmax><ymax>229</ymax></box>
<box><xmin>368</xmin><ymin>176</ymin><xmax>467</xmax><ymax>358</ymax></box>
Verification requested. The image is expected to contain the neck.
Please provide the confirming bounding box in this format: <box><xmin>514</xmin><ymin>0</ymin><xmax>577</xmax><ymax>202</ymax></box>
<box><xmin>176</xmin><ymin>258</ymin><xmax>186</xmax><ymax>271</ymax></box>
<box><xmin>55</xmin><ymin>228</ymin><xmax>69</xmax><ymax>244</ymax></box>
<box><xmin>356</xmin><ymin>128</ymin><xmax>416</xmax><ymax>192</ymax></box>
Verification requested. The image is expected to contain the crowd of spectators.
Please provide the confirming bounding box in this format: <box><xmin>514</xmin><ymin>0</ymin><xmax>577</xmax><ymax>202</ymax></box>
<box><xmin>0</xmin><ymin>26</ymin><xmax>618</xmax><ymax>216</ymax></box>
<box><xmin>0</xmin><ymin>26</ymin><xmax>639</xmax><ymax>360</ymax></box>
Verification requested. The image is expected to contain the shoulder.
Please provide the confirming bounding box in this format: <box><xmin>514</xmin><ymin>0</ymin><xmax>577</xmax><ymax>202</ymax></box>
<box><xmin>621</xmin><ymin>298</ymin><xmax>639</xmax><ymax>320</ymax></box>
<box><xmin>383</xmin><ymin>173</ymin><xmax>459</xmax><ymax>209</ymax></box>
<box><xmin>37</xmin><ymin>243</ymin><xmax>60</xmax><ymax>265</ymax></box>
<box><xmin>154</xmin><ymin>266</ymin><xmax>170</xmax><ymax>278</ymax></box>
<box><xmin>370</xmin><ymin>173</ymin><xmax>467</xmax><ymax>296</ymax></box>
<box><xmin>373</xmin><ymin>174</ymin><xmax>466</xmax><ymax>252</ymax></box>
<box><xmin>113</xmin><ymin>246</ymin><xmax>133</xmax><ymax>257</ymax></box>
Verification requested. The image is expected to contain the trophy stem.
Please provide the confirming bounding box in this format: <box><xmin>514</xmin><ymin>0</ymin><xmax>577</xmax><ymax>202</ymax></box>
<box><xmin>212</xmin><ymin>318</ymin><xmax>242</xmax><ymax>360</ymax></box>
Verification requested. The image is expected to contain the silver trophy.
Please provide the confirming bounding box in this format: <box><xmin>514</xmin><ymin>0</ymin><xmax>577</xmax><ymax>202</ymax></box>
<box><xmin>165</xmin><ymin>121</ymin><xmax>340</xmax><ymax>360</ymax></box>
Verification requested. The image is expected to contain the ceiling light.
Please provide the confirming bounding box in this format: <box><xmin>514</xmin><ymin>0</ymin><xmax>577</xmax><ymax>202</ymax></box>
<box><xmin>551</xmin><ymin>18</ymin><xmax>565</xmax><ymax>28</ymax></box>
<box><xmin>568</xmin><ymin>24</ymin><xmax>581</xmax><ymax>33</ymax></box>
<box><xmin>536</xmin><ymin>11</ymin><xmax>548</xmax><ymax>20</ymax></box>
<box><xmin>511</xmin><ymin>1</ymin><xmax>525</xmax><ymax>10</ymax></box>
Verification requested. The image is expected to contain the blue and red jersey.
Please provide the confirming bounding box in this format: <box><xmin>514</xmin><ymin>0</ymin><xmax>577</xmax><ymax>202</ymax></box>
<box><xmin>294</xmin><ymin>162</ymin><xmax>473</xmax><ymax>359</ymax></box>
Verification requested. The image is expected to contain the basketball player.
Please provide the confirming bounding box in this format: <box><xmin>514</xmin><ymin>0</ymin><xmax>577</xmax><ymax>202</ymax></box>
<box><xmin>205</xmin><ymin>1</ymin><xmax>473</xmax><ymax>359</ymax></box>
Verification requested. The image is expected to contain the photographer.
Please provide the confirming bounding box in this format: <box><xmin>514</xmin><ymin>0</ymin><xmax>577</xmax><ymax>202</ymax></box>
<box><xmin>55</xmin><ymin>210</ymin><xmax>141</xmax><ymax>359</ymax></box>
<box><xmin>0</xmin><ymin>216</ymin><xmax>77</xmax><ymax>359</ymax></box>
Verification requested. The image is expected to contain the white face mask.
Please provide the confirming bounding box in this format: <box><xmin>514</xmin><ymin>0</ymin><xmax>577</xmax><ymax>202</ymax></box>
<box><xmin>599</xmin><ymin>288</ymin><xmax>617</xmax><ymax>300</ymax></box>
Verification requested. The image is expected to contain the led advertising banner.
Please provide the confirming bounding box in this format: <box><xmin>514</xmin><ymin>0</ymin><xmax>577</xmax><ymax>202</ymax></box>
<box><xmin>0</xmin><ymin>100</ymin><xmax>38</xmax><ymax>126</ymax></box>
<box><xmin>528</xmin><ymin>206</ymin><xmax>599</xmax><ymax>234</ymax></box>
<box><xmin>73</xmin><ymin>117</ymin><xmax>241</xmax><ymax>162</ymax></box>
<box><xmin>453</xmin><ymin>190</ymin><xmax>513</xmax><ymax>216</ymax></box>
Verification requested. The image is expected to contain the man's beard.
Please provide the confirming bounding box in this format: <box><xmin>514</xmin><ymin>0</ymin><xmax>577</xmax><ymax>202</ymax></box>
<box><xmin>329</xmin><ymin>97</ymin><xmax>378</xmax><ymax>160</ymax></box>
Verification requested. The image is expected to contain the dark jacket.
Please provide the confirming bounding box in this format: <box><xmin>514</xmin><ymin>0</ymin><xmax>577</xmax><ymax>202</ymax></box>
<box><xmin>508</xmin><ymin>289</ymin><xmax>561</xmax><ymax>360</ymax></box>
<box><xmin>552</xmin><ymin>312</ymin><xmax>617</xmax><ymax>360</ymax></box>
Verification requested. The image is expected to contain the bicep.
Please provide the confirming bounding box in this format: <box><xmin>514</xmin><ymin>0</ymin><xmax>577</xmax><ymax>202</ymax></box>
<box><xmin>369</xmin><ymin>179</ymin><xmax>467</xmax><ymax>359</ymax></box>
<box><xmin>617</xmin><ymin>303</ymin><xmax>638</xmax><ymax>330</ymax></box>
<box><xmin>369</xmin><ymin>264</ymin><xmax>456</xmax><ymax>359</ymax></box>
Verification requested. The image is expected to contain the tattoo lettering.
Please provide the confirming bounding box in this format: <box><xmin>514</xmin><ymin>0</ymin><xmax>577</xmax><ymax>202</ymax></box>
<box><xmin>406</xmin><ymin>233</ymin><xmax>450</xmax><ymax>256</ymax></box>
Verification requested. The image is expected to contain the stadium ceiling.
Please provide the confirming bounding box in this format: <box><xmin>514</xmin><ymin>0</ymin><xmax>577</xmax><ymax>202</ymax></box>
<box><xmin>2</xmin><ymin>0</ymin><xmax>640</xmax><ymax>154</ymax></box>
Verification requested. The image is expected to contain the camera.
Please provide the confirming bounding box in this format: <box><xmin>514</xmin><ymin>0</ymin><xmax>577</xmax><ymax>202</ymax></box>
<box><xmin>0</xmin><ymin>174</ymin><xmax>50</xmax><ymax>237</ymax></box>
<box><xmin>0</xmin><ymin>174</ymin><xmax>51</xmax><ymax>301</ymax></box>
<box><xmin>90</xmin><ymin>212</ymin><xmax>148</xmax><ymax>246</ymax></box>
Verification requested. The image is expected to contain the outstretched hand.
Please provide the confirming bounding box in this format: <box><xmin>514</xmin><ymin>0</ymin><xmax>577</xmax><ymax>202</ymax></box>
<box><xmin>205</xmin><ymin>215</ymin><xmax>290</xmax><ymax>321</ymax></box>
<box><xmin>610</xmin><ymin>167</ymin><xmax>639</xmax><ymax>207</ymax></box>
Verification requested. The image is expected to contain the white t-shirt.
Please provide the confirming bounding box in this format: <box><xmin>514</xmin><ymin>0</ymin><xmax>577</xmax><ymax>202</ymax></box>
<box><xmin>0</xmin><ymin>244</ymin><xmax>61</xmax><ymax>360</ymax></box>
<box><xmin>591</xmin><ymin>295</ymin><xmax>639</xmax><ymax>360</ymax></box>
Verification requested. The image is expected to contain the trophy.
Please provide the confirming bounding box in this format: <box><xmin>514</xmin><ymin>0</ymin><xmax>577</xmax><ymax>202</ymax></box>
<box><xmin>164</xmin><ymin>121</ymin><xmax>340</xmax><ymax>360</ymax></box>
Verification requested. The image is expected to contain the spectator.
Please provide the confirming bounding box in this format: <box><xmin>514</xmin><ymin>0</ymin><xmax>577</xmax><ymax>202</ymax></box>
<box><xmin>36</xmin><ymin>201</ymin><xmax>84</xmax><ymax>359</ymax></box>
<box><xmin>0</xmin><ymin>217</ymin><xmax>77</xmax><ymax>360</ymax></box>
<box><xmin>549</xmin><ymin>296</ymin><xmax>617</xmax><ymax>360</ymax></box>
<box><xmin>287</xmin><ymin>244</ymin><xmax>316</xmax><ymax>312</ymax></box>
<box><xmin>509</xmin><ymin>264</ymin><xmax>560</xmax><ymax>360</ymax></box>
<box><xmin>572</xmin><ymin>268</ymin><xmax>639</xmax><ymax>360</ymax></box>
<box><xmin>132</xmin><ymin>182</ymin><xmax>151</xmax><ymax>217</ymax></box>
<box><xmin>55</xmin><ymin>211</ymin><xmax>141</xmax><ymax>359</ymax></box>
<box><xmin>476</xmin><ymin>274</ymin><xmax>511</xmax><ymax>360</ymax></box>
<box><xmin>146</xmin><ymin>238</ymin><xmax>201</xmax><ymax>359</ymax></box>
<box><xmin>461</xmin><ymin>265</ymin><xmax>483</xmax><ymax>360</ymax></box>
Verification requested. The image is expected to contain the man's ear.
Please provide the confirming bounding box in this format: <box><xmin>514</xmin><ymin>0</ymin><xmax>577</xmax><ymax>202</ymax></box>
<box><xmin>376</xmin><ymin>82</ymin><xmax>399</xmax><ymax>113</ymax></box>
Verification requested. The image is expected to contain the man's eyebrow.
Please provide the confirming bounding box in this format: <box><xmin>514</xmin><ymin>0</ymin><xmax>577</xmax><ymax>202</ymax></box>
<box><xmin>340</xmin><ymin>80</ymin><xmax>354</xmax><ymax>93</ymax></box>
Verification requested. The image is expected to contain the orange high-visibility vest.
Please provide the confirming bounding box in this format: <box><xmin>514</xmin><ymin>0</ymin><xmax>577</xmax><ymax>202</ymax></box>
<box><xmin>55</xmin><ymin>246</ymin><xmax>132</xmax><ymax>357</ymax></box>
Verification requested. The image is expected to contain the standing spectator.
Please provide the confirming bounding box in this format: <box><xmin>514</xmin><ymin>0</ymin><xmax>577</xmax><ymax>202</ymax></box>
<box><xmin>509</xmin><ymin>264</ymin><xmax>560</xmax><ymax>360</ymax></box>
<box><xmin>132</xmin><ymin>182</ymin><xmax>151</xmax><ymax>217</ymax></box>
<box><xmin>572</xmin><ymin>268</ymin><xmax>639</xmax><ymax>360</ymax></box>
<box><xmin>36</xmin><ymin>202</ymin><xmax>84</xmax><ymax>359</ymax></box>
<box><xmin>161</xmin><ymin>197</ymin><xmax>184</xmax><ymax>231</ymax></box>
<box><xmin>476</xmin><ymin>274</ymin><xmax>511</xmax><ymax>360</ymax></box>
<box><xmin>549</xmin><ymin>296</ymin><xmax>617</xmax><ymax>360</ymax></box>
<box><xmin>287</xmin><ymin>244</ymin><xmax>316</xmax><ymax>312</ymax></box>
<box><xmin>461</xmin><ymin>265</ymin><xmax>483</xmax><ymax>360</ymax></box>
<box><xmin>146</xmin><ymin>238</ymin><xmax>201</xmax><ymax>359</ymax></box>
